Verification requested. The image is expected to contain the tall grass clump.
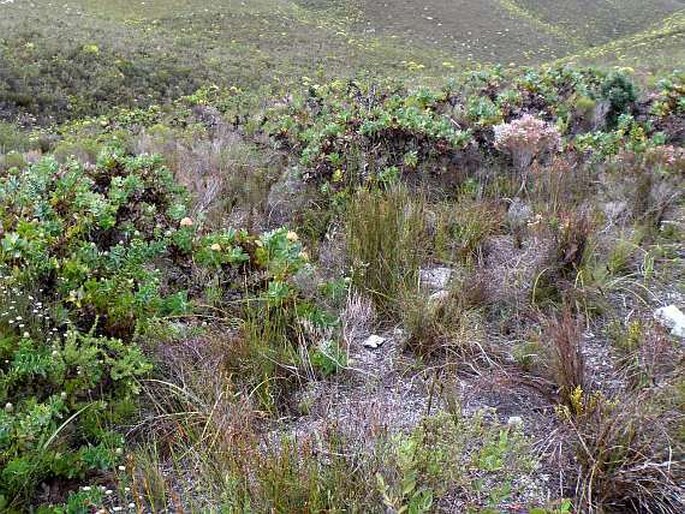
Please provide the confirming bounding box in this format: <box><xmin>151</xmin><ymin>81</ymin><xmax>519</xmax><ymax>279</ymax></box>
<box><xmin>541</xmin><ymin>309</ymin><xmax>588</xmax><ymax>412</ymax></box>
<box><xmin>346</xmin><ymin>187</ymin><xmax>426</xmax><ymax>319</ymax></box>
<box><xmin>402</xmin><ymin>276</ymin><xmax>489</xmax><ymax>360</ymax></box>
<box><xmin>563</xmin><ymin>390</ymin><xmax>684</xmax><ymax>513</ymax></box>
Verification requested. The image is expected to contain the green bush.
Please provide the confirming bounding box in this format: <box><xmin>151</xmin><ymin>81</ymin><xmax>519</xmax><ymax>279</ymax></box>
<box><xmin>600</xmin><ymin>72</ymin><xmax>638</xmax><ymax>128</ymax></box>
<box><xmin>0</xmin><ymin>150</ymin><xmax>185</xmax><ymax>507</ymax></box>
<box><xmin>0</xmin><ymin>320</ymin><xmax>151</xmax><ymax>510</ymax></box>
<box><xmin>0</xmin><ymin>150</ymin><xmax>315</xmax><ymax>508</ymax></box>
<box><xmin>263</xmin><ymin>80</ymin><xmax>472</xmax><ymax>189</ymax></box>
<box><xmin>0</xmin><ymin>151</ymin><xmax>188</xmax><ymax>337</ymax></box>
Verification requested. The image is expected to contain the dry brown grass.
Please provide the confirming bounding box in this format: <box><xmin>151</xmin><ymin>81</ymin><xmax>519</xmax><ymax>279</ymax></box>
<box><xmin>137</xmin><ymin>125</ymin><xmax>280</xmax><ymax>229</ymax></box>
<box><xmin>566</xmin><ymin>389</ymin><xmax>684</xmax><ymax>514</ymax></box>
<box><xmin>540</xmin><ymin>308</ymin><xmax>587</xmax><ymax>411</ymax></box>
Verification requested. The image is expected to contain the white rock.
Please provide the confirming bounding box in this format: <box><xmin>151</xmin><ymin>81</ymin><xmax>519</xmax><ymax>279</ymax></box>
<box><xmin>362</xmin><ymin>335</ymin><xmax>387</xmax><ymax>349</ymax></box>
<box><xmin>654</xmin><ymin>305</ymin><xmax>685</xmax><ymax>338</ymax></box>
<box><xmin>507</xmin><ymin>416</ymin><xmax>523</xmax><ymax>427</ymax></box>
<box><xmin>420</xmin><ymin>267</ymin><xmax>453</xmax><ymax>291</ymax></box>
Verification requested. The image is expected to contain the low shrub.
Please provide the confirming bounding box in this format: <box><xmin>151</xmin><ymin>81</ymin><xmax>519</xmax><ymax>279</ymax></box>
<box><xmin>0</xmin><ymin>150</ymin><xmax>316</xmax><ymax>508</ymax></box>
<box><xmin>493</xmin><ymin>114</ymin><xmax>561</xmax><ymax>171</ymax></box>
<box><xmin>378</xmin><ymin>410</ymin><xmax>536</xmax><ymax>512</ymax></box>
<box><xmin>600</xmin><ymin>72</ymin><xmax>638</xmax><ymax>128</ymax></box>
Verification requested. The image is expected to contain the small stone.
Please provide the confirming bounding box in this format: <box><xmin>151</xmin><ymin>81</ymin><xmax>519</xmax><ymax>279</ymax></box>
<box><xmin>179</xmin><ymin>217</ymin><xmax>194</xmax><ymax>227</ymax></box>
<box><xmin>209</xmin><ymin>243</ymin><xmax>222</xmax><ymax>252</ymax></box>
<box><xmin>655</xmin><ymin>305</ymin><xmax>685</xmax><ymax>338</ymax></box>
<box><xmin>363</xmin><ymin>335</ymin><xmax>387</xmax><ymax>349</ymax></box>
<box><xmin>507</xmin><ymin>416</ymin><xmax>523</xmax><ymax>427</ymax></box>
<box><xmin>420</xmin><ymin>267</ymin><xmax>453</xmax><ymax>291</ymax></box>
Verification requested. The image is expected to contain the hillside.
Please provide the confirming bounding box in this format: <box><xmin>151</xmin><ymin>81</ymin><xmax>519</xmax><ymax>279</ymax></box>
<box><xmin>1</xmin><ymin>0</ymin><xmax>684</xmax><ymax>123</ymax></box>
<box><xmin>1</xmin><ymin>2</ymin><xmax>684</xmax><ymax>514</ymax></box>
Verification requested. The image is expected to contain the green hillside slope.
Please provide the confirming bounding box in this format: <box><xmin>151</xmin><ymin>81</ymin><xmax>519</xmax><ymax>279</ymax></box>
<box><xmin>1</xmin><ymin>0</ymin><xmax>683</xmax><ymax>123</ymax></box>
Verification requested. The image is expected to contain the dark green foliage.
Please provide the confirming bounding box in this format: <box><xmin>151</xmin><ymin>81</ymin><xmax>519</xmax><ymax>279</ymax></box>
<box><xmin>0</xmin><ymin>326</ymin><xmax>150</xmax><ymax>509</ymax></box>
<box><xmin>600</xmin><ymin>72</ymin><xmax>638</xmax><ymax>128</ymax></box>
<box><xmin>0</xmin><ymin>31</ymin><xmax>205</xmax><ymax>124</ymax></box>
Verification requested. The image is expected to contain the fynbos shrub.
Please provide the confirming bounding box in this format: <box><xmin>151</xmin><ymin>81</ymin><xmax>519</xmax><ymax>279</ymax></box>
<box><xmin>494</xmin><ymin>114</ymin><xmax>561</xmax><ymax>171</ymax></box>
<box><xmin>0</xmin><ymin>150</ymin><xmax>314</xmax><ymax>508</ymax></box>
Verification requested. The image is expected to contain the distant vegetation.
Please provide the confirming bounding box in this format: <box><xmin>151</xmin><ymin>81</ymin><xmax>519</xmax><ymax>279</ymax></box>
<box><xmin>1</xmin><ymin>1</ymin><xmax>684</xmax><ymax>513</ymax></box>
<box><xmin>1</xmin><ymin>0</ymin><xmax>684</xmax><ymax>123</ymax></box>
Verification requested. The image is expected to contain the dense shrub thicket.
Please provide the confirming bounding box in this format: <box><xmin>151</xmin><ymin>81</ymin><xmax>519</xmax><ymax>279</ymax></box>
<box><xmin>260</xmin><ymin>67</ymin><xmax>682</xmax><ymax>192</ymax></box>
